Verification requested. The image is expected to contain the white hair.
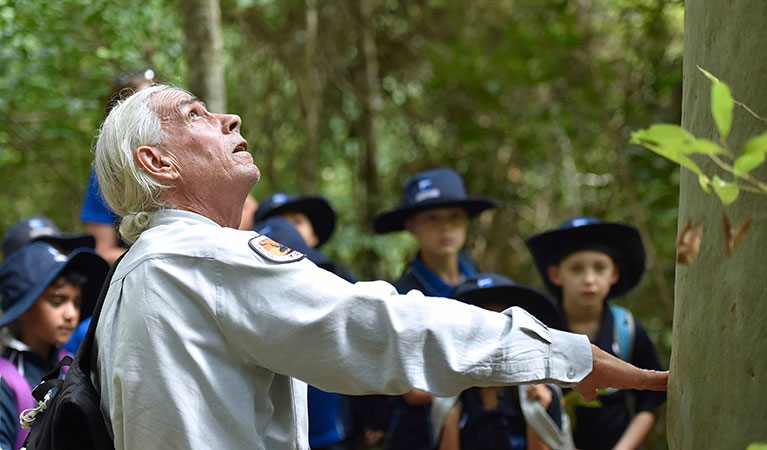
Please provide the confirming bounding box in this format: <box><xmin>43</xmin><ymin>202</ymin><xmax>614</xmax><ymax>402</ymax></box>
<box><xmin>93</xmin><ymin>84</ymin><xmax>181</xmax><ymax>243</ymax></box>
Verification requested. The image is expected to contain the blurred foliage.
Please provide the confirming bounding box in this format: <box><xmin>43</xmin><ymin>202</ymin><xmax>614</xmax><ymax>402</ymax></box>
<box><xmin>1</xmin><ymin>1</ymin><xmax>682</xmax><ymax>446</ymax></box>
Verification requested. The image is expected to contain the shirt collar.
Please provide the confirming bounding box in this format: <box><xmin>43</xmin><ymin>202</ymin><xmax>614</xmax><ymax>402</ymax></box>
<box><xmin>411</xmin><ymin>253</ymin><xmax>477</xmax><ymax>298</ymax></box>
<box><xmin>149</xmin><ymin>208</ymin><xmax>222</xmax><ymax>229</ymax></box>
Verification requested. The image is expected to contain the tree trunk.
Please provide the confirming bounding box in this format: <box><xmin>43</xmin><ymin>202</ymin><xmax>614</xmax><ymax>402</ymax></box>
<box><xmin>297</xmin><ymin>0</ymin><xmax>321</xmax><ymax>193</ymax></box>
<box><xmin>180</xmin><ymin>0</ymin><xmax>227</xmax><ymax>113</ymax></box>
<box><xmin>353</xmin><ymin>0</ymin><xmax>384</xmax><ymax>279</ymax></box>
<box><xmin>669</xmin><ymin>1</ymin><xmax>767</xmax><ymax>448</ymax></box>
<box><xmin>358</xmin><ymin>0</ymin><xmax>382</xmax><ymax>224</ymax></box>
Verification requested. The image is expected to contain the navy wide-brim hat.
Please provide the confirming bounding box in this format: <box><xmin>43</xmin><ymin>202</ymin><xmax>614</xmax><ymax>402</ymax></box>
<box><xmin>372</xmin><ymin>167</ymin><xmax>500</xmax><ymax>234</ymax></box>
<box><xmin>0</xmin><ymin>242</ymin><xmax>109</xmax><ymax>327</ymax></box>
<box><xmin>452</xmin><ymin>273</ymin><xmax>565</xmax><ymax>329</ymax></box>
<box><xmin>2</xmin><ymin>216</ymin><xmax>95</xmax><ymax>260</ymax></box>
<box><xmin>253</xmin><ymin>193</ymin><xmax>336</xmax><ymax>248</ymax></box>
<box><xmin>253</xmin><ymin>216</ymin><xmax>331</xmax><ymax>268</ymax></box>
<box><xmin>525</xmin><ymin>217</ymin><xmax>646</xmax><ymax>300</ymax></box>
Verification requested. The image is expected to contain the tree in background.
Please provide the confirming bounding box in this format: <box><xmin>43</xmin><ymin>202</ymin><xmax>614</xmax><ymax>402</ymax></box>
<box><xmin>181</xmin><ymin>0</ymin><xmax>227</xmax><ymax>113</ymax></box>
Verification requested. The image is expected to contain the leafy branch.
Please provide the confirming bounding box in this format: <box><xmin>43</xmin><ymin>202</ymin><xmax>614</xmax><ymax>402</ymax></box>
<box><xmin>630</xmin><ymin>66</ymin><xmax>767</xmax><ymax>205</ymax></box>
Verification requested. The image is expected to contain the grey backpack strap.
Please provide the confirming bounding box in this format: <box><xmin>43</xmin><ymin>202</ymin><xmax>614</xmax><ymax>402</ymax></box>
<box><xmin>518</xmin><ymin>384</ymin><xmax>575</xmax><ymax>450</ymax></box>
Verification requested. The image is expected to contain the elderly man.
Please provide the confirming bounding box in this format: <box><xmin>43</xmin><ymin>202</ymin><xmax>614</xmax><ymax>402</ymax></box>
<box><xmin>92</xmin><ymin>85</ymin><xmax>666</xmax><ymax>450</ymax></box>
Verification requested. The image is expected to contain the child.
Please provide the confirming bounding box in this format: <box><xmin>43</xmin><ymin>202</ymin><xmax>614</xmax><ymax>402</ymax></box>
<box><xmin>371</xmin><ymin>167</ymin><xmax>500</xmax><ymax>450</ymax></box>
<box><xmin>526</xmin><ymin>217</ymin><xmax>666</xmax><ymax>450</ymax></box>
<box><xmin>253</xmin><ymin>193</ymin><xmax>337</xmax><ymax>249</ymax></box>
<box><xmin>0</xmin><ymin>242</ymin><xmax>108</xmax><ymax>450</ymax></box>
<box><xmin>433</xmin><ymin>273</ymin><xmax>574</xmax><ymax>450</ymax></box>
<box><xmin>253</xmin><ymin>192</ymin><xmax>354</xmax><ymax>281</ymax></box>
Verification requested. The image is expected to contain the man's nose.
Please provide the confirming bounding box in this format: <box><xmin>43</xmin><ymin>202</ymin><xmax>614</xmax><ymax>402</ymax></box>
<box><xmin>219</xmin><ymin>113</ymin><xmax>241</xmax><ymax>134</ymax></box>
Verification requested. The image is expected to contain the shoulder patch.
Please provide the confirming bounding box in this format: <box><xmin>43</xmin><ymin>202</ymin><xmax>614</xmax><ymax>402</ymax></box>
<box><xmin>248</xmin><ymin>235</ymin><xmax>305</xmax><ymax>264</ymax></box>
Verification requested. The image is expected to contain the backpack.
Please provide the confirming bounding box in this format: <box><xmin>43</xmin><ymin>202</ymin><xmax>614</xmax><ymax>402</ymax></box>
<box><xmin>0</xmin><ymin>348</ymin><xmax>70</xmax><ymax>450</ymax></box>
<box><xmin>609</xmin><ymin>304</ymin><xmax>635</xmax><ymax>362</ymax></box>
<box><xmin>19</xmin><ymin>255</ymin><xmax>123</xmax><ymax>450</ymax></box>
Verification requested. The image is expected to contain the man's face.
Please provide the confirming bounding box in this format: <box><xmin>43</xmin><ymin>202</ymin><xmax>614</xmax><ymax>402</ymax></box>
<box><xmin>17</xmin><ymin>277</ymin><xmax>82</xmax><ymax>354</ymax></box>
<box><xmin>151</xmin><ymin>89</ymin><xmax>260</xmax><ymax>197</ymax></box>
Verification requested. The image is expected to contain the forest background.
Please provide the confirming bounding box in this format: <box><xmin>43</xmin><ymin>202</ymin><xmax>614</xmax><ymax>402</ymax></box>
<box><xmin>0</xmin><ymin>1</ymin><xmax>683</xmax><ymax>447</ymax></box>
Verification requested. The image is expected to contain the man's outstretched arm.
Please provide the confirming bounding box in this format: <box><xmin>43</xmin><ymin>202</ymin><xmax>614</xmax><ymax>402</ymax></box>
<box><xmin>573</xmin><ymin>344</ymin><xmax>668</xmax><ymax>402</ymax></box>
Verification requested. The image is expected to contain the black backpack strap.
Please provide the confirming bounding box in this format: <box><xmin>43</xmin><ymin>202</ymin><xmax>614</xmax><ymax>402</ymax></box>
<box><xmin>81</xmin><ymin>252</ymin><xmax>126</xmax><ymax>374</ymax></box>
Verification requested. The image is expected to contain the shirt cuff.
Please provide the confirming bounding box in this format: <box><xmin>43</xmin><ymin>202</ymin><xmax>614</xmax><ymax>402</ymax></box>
<box><xmin>548</xmin><ymin>328</ymin><xmax>592</xmax><ymax>386</ymax></box>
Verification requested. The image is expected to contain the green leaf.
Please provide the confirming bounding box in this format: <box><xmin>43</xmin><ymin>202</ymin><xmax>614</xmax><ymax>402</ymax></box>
<box><xmin>631</xmin><ymin>124</ymin><xmax>695</xmax><ymax>157</ymax></box>
<box><xmin>698</xmin><ymin>66</ymin><xmax>720</xmax><ymax>83</ymax></box>
<box><xmin>712</xmin><ymin>175</ymin><xmax>739</xmax><ymax>204</ymax></box>
<box><xmin>631</xmin><ymin>126</ymin><xmax>705</xmax><ymax>176</ymax></box>
<box><xmin>734</xmin><ymin>132</ymin><xmax>767</xmax><ymax>176</ymax></box>
<box><xmin>688</xmin><ymin>138</ymin><xmax>722</xmax><ymax>155</ymax></box>
<box><xmin>698</xmin><ymin>175</ymin><xmax>711</xmax><ymax>194</ymax></box>
<box><xmin>711</xmin><ymin>81</ymin><xmax>734</xmax><ymax>140</ymax></box>
<box><xmin>698</xmin><ymin>66</ymin><xmax>735</xmax><ymax>139</ymax></box>
<box><xmin>746</xmin><ymin>444</ymin><xmax>767</xmax><ymax>450</ymax></box>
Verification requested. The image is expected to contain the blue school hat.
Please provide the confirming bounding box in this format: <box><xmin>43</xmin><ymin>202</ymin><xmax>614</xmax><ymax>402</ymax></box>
<box><xmin>525</xmin><ymin>217</ymin><xmax>646</xmax><ymax>300</ymax></box>
<box><xmin>452</xmin><ymin>273</ymin><xmax>565</xmax><ymax>329</ymax></box>
<box><xmin>0</xmin><ymin>242</ymin><xmax>109</xmax><ymax>327</ymax></box>
<box><xmin>253</xmin><ymin>216</ymin><xmax>332</xmax><ymax>268</ymax></box>
<box><xmin>253</xmin><ymin>193</ymin><xmax>337</xmax><ymax>248</ymax></box>
<box><xmin>1</xmin><ymin>216</ymin><xmax>95</xmax><ymax>260</ymax></box>
<box><xmin>372</xmin><ymin>167</ymin><xmax>500</xmax><ymax>233</ymax></box>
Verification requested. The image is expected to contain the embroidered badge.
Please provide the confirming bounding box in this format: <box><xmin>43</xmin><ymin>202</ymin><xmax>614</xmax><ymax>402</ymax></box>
<box><xmin>248</xmin><ymin>235</ymin><xmax>305</xmax><ymax>264</ymax></box>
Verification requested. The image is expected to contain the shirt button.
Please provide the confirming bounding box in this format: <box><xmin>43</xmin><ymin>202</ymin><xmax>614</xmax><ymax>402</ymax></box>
<box><xmin>567</xmin><ymin>367</ymin><xmax>576</xmax><ymax>379</ymax></box>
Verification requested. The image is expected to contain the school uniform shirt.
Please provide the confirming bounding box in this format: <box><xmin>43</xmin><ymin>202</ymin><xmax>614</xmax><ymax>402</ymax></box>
<box><xmin>0</xmin><ymin>339</ymin><xmax>65</xmax><ymax>450</ymax></box>
<box><xmin>457</xmin><ymin>385</ymin><xmax>562</xmax><ymax>450</ymax></box>
<box><xmin>560</xmin><ymin>304</ymin><xmax>666</xmax><ymax>450</ymax></box>
<box><xmin>384</xmin><ymin>252</ymin><xmax>479</xmax><ymax>450</ymax></box>
<box><xmin>393</xmin><ymin>251</ymin><xmax>479</xmax><ymax>299</ymax></box>
<box><xmin>95</xmin><ymin>209</ymin><xmax>593</xmax><ymax>450</ymax></box>
<box><xmin>80</xmin><ymin>169</ymin><xmax>119</xmax><ymax>226</ymax></box>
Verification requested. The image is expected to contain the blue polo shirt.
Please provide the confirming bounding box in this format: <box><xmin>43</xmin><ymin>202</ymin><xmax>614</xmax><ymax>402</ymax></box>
<box><xmin>80</xmin><ymin>169</ymin><xmax>118</xmax><ymax>226</ymax></box>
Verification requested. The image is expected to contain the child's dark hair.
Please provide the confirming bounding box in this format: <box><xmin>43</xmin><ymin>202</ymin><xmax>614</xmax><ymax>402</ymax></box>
<box><xmin>58</xmin><ymin>266</ymin><xmax>89</xmax><ymax>288</ymax></box>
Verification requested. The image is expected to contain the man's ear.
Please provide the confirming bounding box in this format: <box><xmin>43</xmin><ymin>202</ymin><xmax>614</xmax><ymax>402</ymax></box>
<box><xmin>547</xmin><ymin>265</ymin><xmax>562</xmax><ymax>286</ymax></box>
<box><xmin>135</xmin><ymin>145</ymin><xmax>178</xmax><ymax>182</ymax></box>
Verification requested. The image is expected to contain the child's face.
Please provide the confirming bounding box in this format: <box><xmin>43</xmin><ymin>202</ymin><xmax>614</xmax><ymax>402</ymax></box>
<box><xmin>17</xmin><ymin>277</ymin><xmax>82</xmax><ymax>355</ymax></box>
<box><xmin>280</xmin><ymin>211</ymin><xmax>319</xmax><ymax>248</ymax></box>
<box><xmin>548</xmin><ymin>250</ymin><xmax>619</xmax><ymax>311</ymax></box>
<box><xmin>405</xmin><ymin>207</ymin><xmax>468</xmax><ymax>258</ymax></box>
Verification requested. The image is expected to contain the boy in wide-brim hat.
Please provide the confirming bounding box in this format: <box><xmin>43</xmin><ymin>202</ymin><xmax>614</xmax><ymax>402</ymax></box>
<box><xmin>433</xmin><ymin>273</ymin><xmax>574</xmax><ymax>450</ymax></box>
<box><xmin>370</xmin><ymin>167</ymin><xmax>499</xmax><ymax>450</ymax></box>
<box><xmin>253</xmin><ymin>193</ymin><xmax>337</xmax><ymax>249</ymax></box>
<box><xmin>1</xmin><ymin>216</ymin><xmax>95</xmax><ymax>261</ymax></box>
<box><xmin>526</xmin><ymin>217</ymin><xmax>666</xmax><ymax>450</ymax></box>
<box><xmin>0</xmin><ymin>242</ymin><xmax>108</xmax><ymax>450</ymax></box>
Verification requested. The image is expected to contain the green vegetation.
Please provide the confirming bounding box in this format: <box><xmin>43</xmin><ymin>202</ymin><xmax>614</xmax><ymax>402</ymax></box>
<box><xmin>632</xmin><ymin>67</ymin><xmax>767</xmax><ymax>205</ymax></box>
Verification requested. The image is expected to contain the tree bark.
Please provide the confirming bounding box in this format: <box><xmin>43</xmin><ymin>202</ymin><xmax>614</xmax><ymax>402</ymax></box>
<box><xmin>297</xmin><ymin>0</ymin><xmax>321</xmax><ymax>193</ymax></box>
<box><xmin>669</xmin><ymin>1</ymin><xmax>767</xmax><ymax>448</ymax></box>
<box><xmin>180</xmin><ymin>0</ymin><xmax>227</xmax><ymax>113</ymax></box>
<box><xmin>358</xmin><ymin>0</ymin><xmax>382</xmax><ymax>224</ymax></box>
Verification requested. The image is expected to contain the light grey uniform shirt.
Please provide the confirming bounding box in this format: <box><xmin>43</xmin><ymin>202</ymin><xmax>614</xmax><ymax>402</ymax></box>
<box><xmin>95</xmin><ymin>209</ymin><xmax>592</xmax><ymax>450</ymax></box>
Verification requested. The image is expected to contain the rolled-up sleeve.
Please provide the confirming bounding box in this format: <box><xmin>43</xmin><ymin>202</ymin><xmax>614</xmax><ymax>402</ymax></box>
<box><xmin>217</xmin><ymin>247</ymin><xmax>593</xmax><ymax>397</ymax></box>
